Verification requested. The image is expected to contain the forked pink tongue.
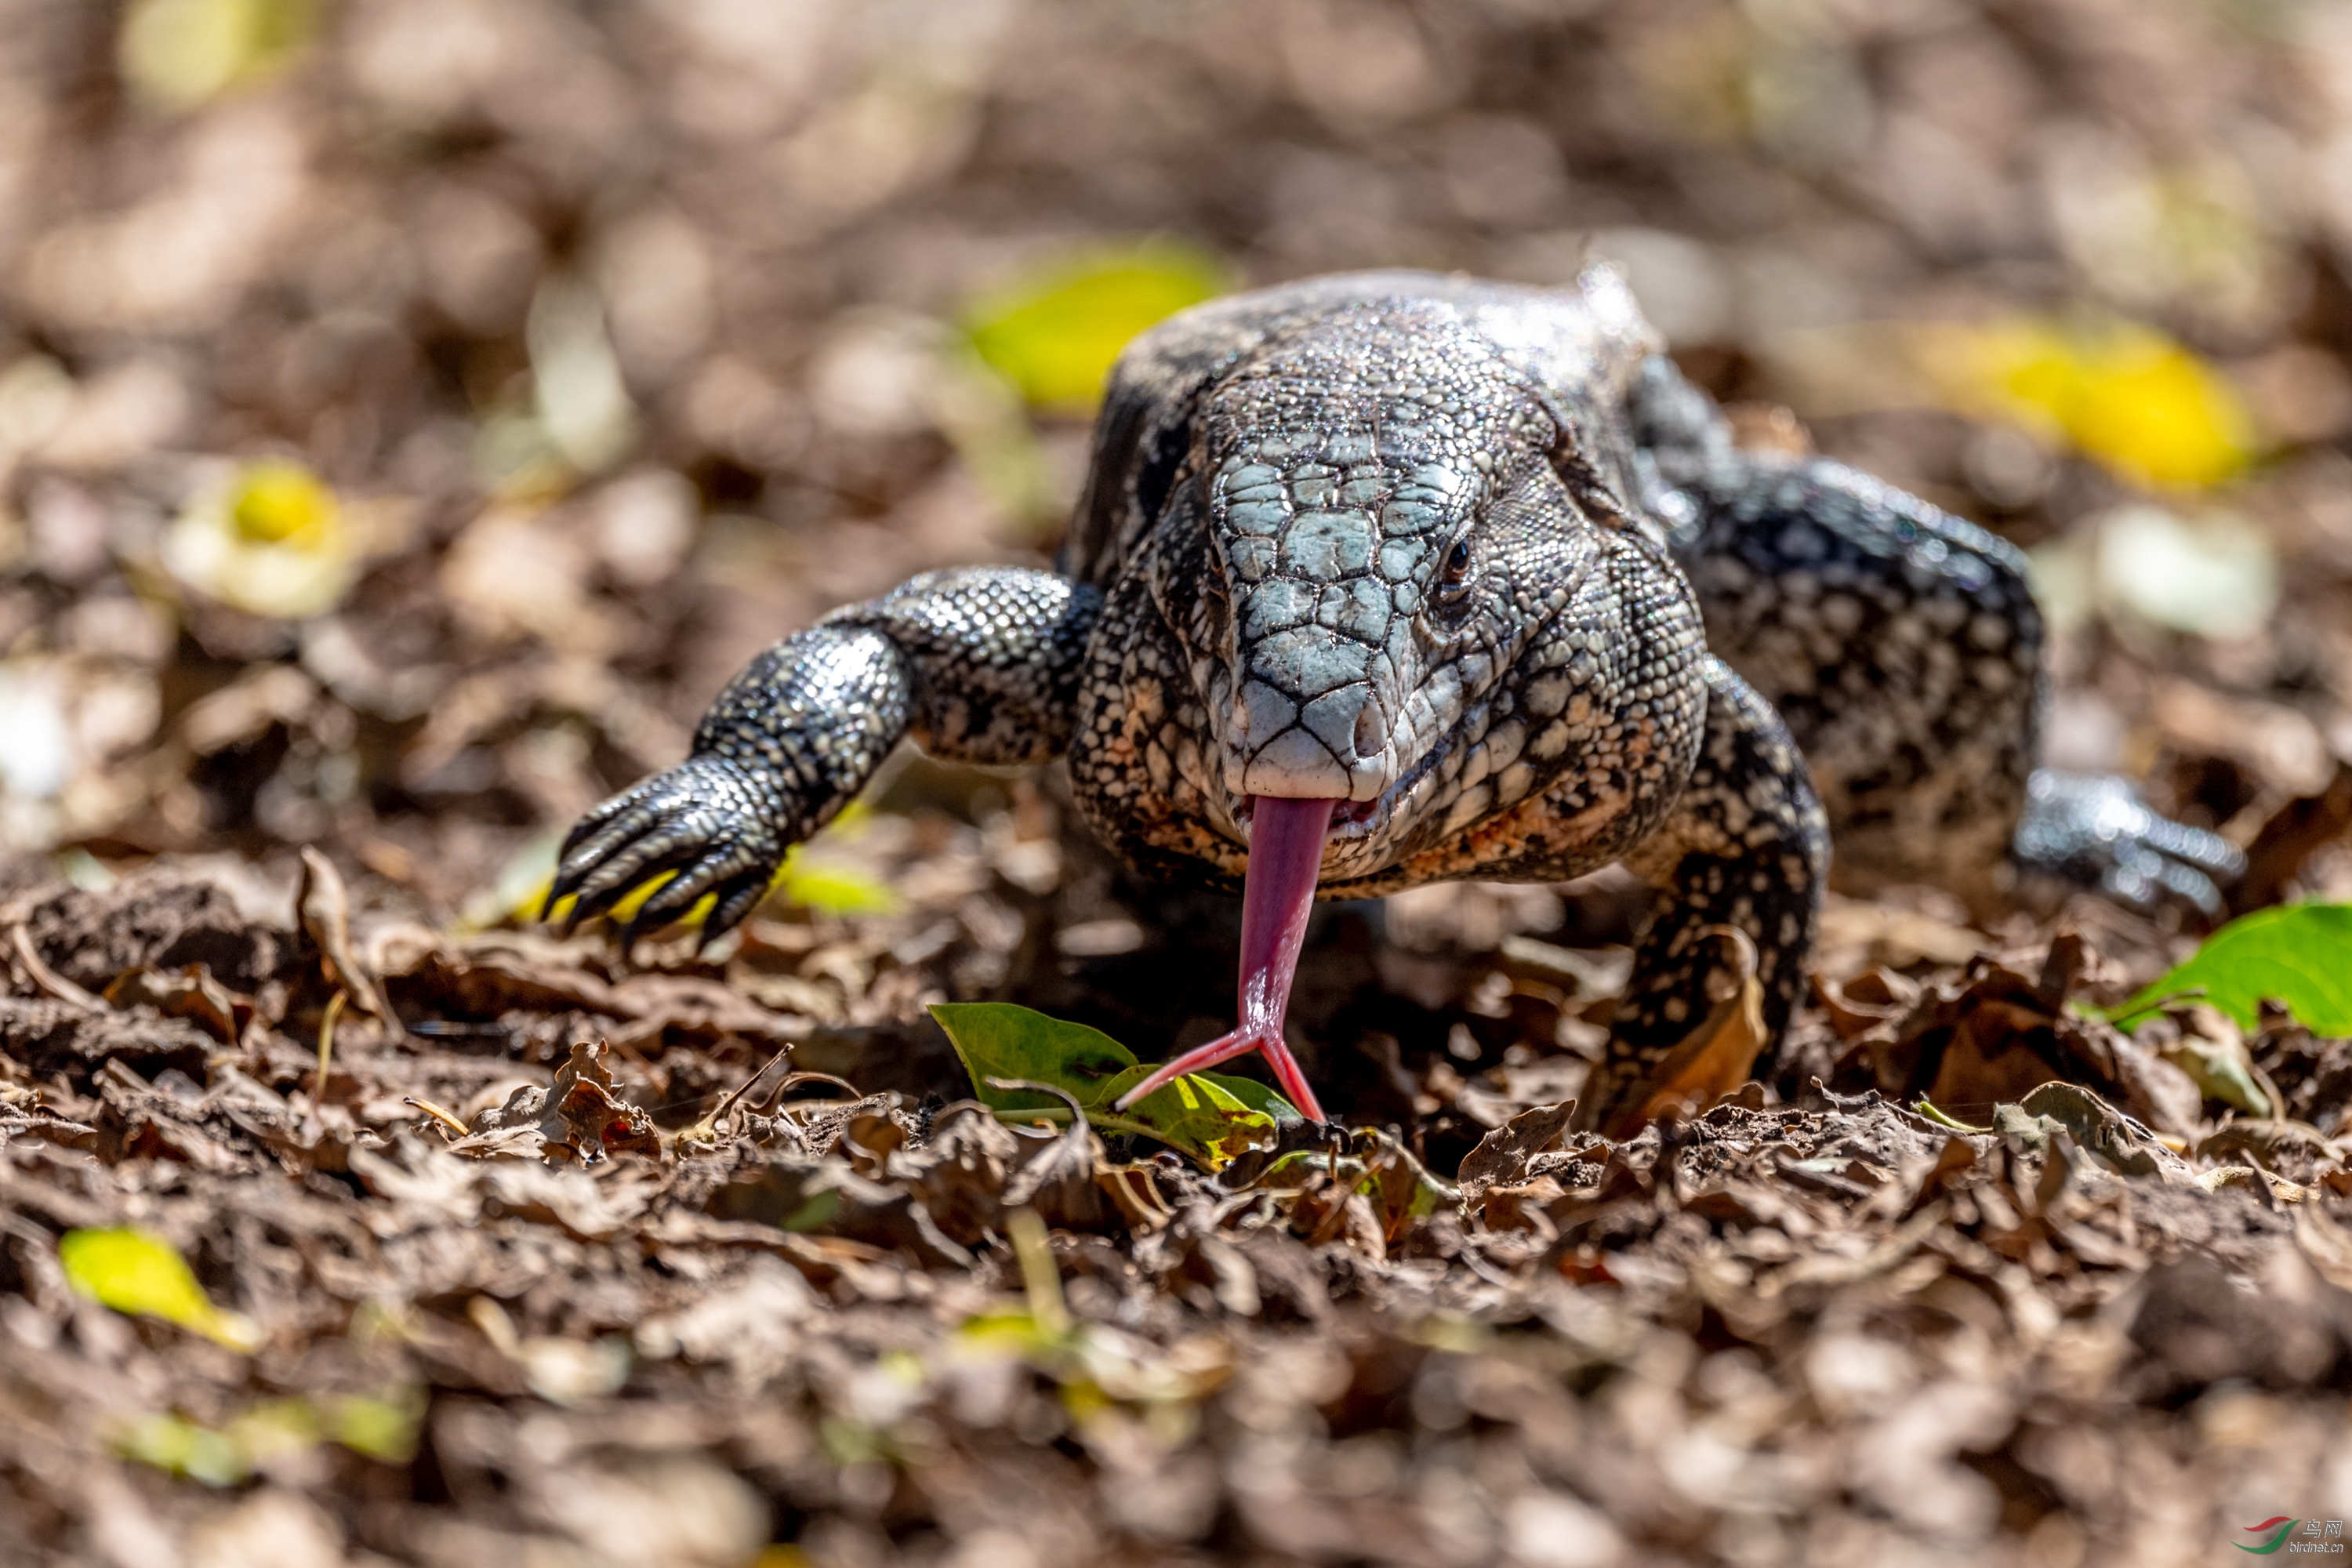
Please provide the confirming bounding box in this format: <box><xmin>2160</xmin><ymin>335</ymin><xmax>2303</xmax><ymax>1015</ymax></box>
<box><xmin>1115</xmin><ymin>795</ymin><xmax>1334</xmax><ymax>1121</ymax></box>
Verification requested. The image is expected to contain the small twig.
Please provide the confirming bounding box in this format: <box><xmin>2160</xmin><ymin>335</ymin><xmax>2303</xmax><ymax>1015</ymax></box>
<box><xmin>404</xmin><ymin>1096</ymin><xmax>470</xmax><ymax>1139</ymax></box>
<box><xmin>1004</xmin><ymin>1207</ymin><xmax>1069</xmax><ymax>1337</ymax></box>
<box><xmin>751</xmin><ymin>1069</ymin><xmax>863</xmax><ymax>1116</ymax></box>
<box><xmin>1352</xmin><ymin>1123</ymin><xmax>1462</xmax><ymax>1203</ymax></box>
<box><xmin>681</xmin><ymin>1045</ymin><xmax>794</xmax><ymax>1143</ymax></box>
<box><xmin>2252</xmin><ymin>1060</ymin><xmax>2288</xmax><ymax>1125</ymax></box>
<box><xmin>314</xmin><ymin>989</ymin><xmax>347</xmax><ymax>1102</ymax></box>
<box><xmin>10</xmin><ymin>925</ymin><xmax>98</xmax><ymax>1009</ymax></box>
<box><xmin>982</xmin><ymin>1075</ymin><xmax>1089</xmax><ymax>1128</ymax></box>
<box><xmin>1323</xmin><ymin>1120</ymin><xmax>1351</xmax><ymax>1181</ymax></box>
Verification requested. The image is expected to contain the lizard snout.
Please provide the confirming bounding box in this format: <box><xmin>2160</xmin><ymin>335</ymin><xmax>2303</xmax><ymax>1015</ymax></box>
<box><xmin>1226</xmin><ymin>674</ymin><xmax>1395</xmax><ymax>804</ymax></box>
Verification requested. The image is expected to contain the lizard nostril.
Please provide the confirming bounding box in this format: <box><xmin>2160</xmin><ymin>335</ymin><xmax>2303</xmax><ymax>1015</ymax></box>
<box><xmin>1352</xmin><ymin>700</ymin><xmax>1383</xmax><ymax>760</ymax></box>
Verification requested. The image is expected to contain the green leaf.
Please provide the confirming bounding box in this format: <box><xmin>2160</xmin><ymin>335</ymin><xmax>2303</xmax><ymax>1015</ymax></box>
<box><xmin>1091</xmin><ymin>1066</ymin><xmax>1294</xmax><ymax>1169</ymax></box>
<box><xmin>319</xmin><ymin>1392</ymin><xmax>423</xmax><ymax>1464</ymax></box>
<box><xmin>2110</xmin><ymin>902</ymin><xmax>2352</xmax><ymax>1036</ymax></box>
<box><xmin>1197</xmin><ymin>1072</ymin><xmax>1309</xmax><ymax>1130</ymax></box>
<box><xmin>1912</xmin><ymin>1097</ymin><xmax>1988</xmax><ymax>1133</ymax></box>
<box><xmin>963</xmin><ymin>244</ymin><xmax>1230</xmax><ymax>412</ymax></box>
<box><xmin>58</xmin><ymin>1229</ymin><xmax>260</xmax><ymax>1352</ymax></box>
<box><xmin>931</xmin><ymin>1003</ymin><xmax>1139</xmax><ymax>1114</ymax></box>
<box><xmin>115</xmin><ymin>1412</ymin><xmax>248</xmax><ymax>1486</ymax></box>
<box><xmin>927</xmin><ymin>1002</ymin><xmax>1294</xmax><ymax>1168</ymax></box>
<box><xmin>111</xmin><ymin>1389</ymin><xmax>420</xmax><ymax>1484</ymax></box>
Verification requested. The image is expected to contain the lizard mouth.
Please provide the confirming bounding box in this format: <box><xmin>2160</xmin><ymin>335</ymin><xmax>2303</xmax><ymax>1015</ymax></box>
<box><xmin>1227</xmin><ymin>724</ymin><xmax>1459</xmax><ymax>852</ymax></box>
<box><xmin>1233</xmin><ymin>793</ymin><xmax>1382</xmax><ymax>837</ymax></box>
<box><xmin>1115</xmin><ymin>793</ymin><xmax>1334</xmax><ymax>1122</ymax></box>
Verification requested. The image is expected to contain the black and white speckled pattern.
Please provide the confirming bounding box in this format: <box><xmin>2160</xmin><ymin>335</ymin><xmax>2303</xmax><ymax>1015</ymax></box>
<box><xmin>549</xmin><ymin>568</ymin><xmax>1098</xmax><ymax>943</ymax></box>
<box><xmin>1633</xmin><ymin>357</ymin><xmax>2038</xmax><ymax>901</ymax></box>
<box><xmin>1631</xmin><ymin>355</ymin><xmax>2241</xmax><ymax>911</ymax></box>
<box><xmin>550</xmin><ymin>267</ymin><xmax>2241</xmax><ymax>1118</ymax></box>
<box><xmin>1576</xmin><ymin>658</ymin><xmax>1828</xmax><ymax>1131</ymax></box>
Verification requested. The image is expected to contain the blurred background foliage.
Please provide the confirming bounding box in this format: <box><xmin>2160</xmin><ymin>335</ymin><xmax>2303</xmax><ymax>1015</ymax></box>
<box><xmin>4</xmin><ymin>0</ymin><xmax>2352</xmax><ymax>913</ymax></box>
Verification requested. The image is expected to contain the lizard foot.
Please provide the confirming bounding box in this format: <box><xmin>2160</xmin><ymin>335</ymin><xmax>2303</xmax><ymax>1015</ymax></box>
<box><xmin>546</xmin><ymin>756</ymin><xmax>788</xmax><ymax>949</ymax></box>
<box><xmin>1577</xmin><ymin>926</ymin><xmax>1769</xmax><ymax>1138</ymax></box>
<box><xmin>2013</xmin><ymin>769</ymin><xmax>2247</xmax><ymax>918</ymax></box>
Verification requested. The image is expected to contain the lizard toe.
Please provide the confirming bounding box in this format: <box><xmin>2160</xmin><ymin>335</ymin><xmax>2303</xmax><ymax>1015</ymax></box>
<box><xmin>2016</xmin><ymin>768</ymin><xmax>2244</xmax><ymax>920</ymax></box>
<box><xmin>699</xmin><ymin>874</ymin><xmax>773</xmax><ymax>949</ymax></box>
<box><xmin>618</xmin><ymin>847</ymin><xmax>759</xmax><ymax>950</ymax></box>
<box><xmin>550</xmin><ymin>758</ymin><xmax>785</xmax><ymax>935</ymax></box>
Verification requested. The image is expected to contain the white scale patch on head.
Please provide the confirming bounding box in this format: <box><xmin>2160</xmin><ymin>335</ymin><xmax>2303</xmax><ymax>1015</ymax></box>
<box><xmin>1189</xmin><ymin>307</ymin><xmax>1568</xmax><ymax>820</ymax></box>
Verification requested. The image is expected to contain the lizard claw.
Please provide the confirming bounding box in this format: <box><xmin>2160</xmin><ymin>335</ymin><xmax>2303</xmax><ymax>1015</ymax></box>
<box><xmin>2013</xmin><ymin>769</ymin><xmax>2246</xmax><ymax>918</ymax></box>
<box><xmin>546</xmin><ymin>756</ymin><xmax>787</xmax><ymax>947</ymax></box>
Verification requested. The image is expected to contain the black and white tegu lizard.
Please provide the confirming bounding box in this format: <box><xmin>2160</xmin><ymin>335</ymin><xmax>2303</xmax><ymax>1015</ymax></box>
<box><xmin>546</xmin><ymin>269</ymin><xmax>2241</xmax><ymax>1132</ymax></box>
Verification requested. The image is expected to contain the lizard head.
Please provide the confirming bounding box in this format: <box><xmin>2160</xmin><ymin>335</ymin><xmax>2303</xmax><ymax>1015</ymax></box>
<box><xmin>1178</xmin><ymin>304</ymin><xmax>1643</xmax><ymax>883</ymax></box>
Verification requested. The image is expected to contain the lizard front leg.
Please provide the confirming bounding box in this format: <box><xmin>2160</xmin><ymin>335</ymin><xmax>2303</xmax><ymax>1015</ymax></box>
<box><xmin>549</xmin><ymin>567</ymin><xmax>1101</xmax><ymax>946</ymax></box>
<box><xmin>1572</xmin><ymin>656</ymin><xmax>1829</xmax><ymax>1136</ymax></box>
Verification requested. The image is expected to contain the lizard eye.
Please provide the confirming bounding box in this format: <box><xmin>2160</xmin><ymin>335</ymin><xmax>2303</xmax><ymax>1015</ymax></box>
<box><xmin>1441</xmin><ymin>537</ymin><xmax>1474</xmax><ymax>586</ymax></box>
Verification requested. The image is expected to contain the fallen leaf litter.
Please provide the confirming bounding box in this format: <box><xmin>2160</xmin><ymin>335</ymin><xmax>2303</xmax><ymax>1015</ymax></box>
<box><xmin>3</xmin><ymin>845</ymin><xmax>2349</xmax><ymax>1567</ymax></box>
<box><xmin>9</xmin><ymin>1</ymin><xmax>2352</xmax><ymax>1560</ymax></box>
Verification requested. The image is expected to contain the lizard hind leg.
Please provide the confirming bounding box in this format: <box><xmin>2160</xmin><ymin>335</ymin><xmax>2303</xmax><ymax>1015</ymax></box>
<box><xmin>1608</xmin><ymin>925</ymin><xmax>1769</xmax><ymax>1139</ymax></box>
<box><xmin>1632</xmin><ymin>353</ymin><xmax>2241</xmax><ymax>916</ymax></box>
<box><xmin>1572</xmin><ymin>658</ymin><xmax>1828</xmax><ymax>1136</ymax></box>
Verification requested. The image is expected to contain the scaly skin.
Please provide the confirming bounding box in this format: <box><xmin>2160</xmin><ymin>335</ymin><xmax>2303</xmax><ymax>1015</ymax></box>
<box><xmin>550</xmin><ymin>268</ymin><xmax>2242</xmax><ymax>1132</ymax></box>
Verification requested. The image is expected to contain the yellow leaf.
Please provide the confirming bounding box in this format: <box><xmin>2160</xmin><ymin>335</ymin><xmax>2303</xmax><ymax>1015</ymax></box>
<box><xmin>120</xmin><ymin>0</ymin><xmax>318</xmax><ymax>111</ymax></box>
<box><xmin>223</xmin><ymin>1397</ymin><xmax>321</xmax><ymax>1465</ymax></box>
<box><xmin>58</xmin><ymin>1228</ymin><xmax>261</xmax><ymax>1352</ymax></box>
<box><xmin>964</xmin><ymin>244</ymin><xmax>1230</xmax><ymax>412</ymax></box>
<box><xmin>775</xmin><ymin>850</ymin><xmax>901</xmax><ymax>916</ymax></box>
<box><xmin>1915</xmin><ymin>318</ymin><xmax>2253</xmax><ymax>491</ymax></box>
<box><xmin>279</xmin><ymin>1392</ymin><xmax>425</xmax><ymax>1466</ymax></box>
<box><xmin>525</xmin><ymin>808</ymin><xmax>899</xmax><ymax>931</ymax></box>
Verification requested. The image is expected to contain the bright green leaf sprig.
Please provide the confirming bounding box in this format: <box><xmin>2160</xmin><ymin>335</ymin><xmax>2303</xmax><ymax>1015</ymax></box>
<box><xmin>2107</xmin><ymin>902</ymin><xmax>2352</xmax><ymax>1036</ymax></box>
<box><xmin>962</xmin><ymin>243</ymin><xmax>1230</xmax><ymax>413</ymax></box>
<box><xmin>930</xmin><ymin>1001</ymin><xmax>1299</xmax><ymax>1169</ymax></box>
<box><xmin>953</xmin><ymin>1207</ymin><xmax>1225</xmax><ymax>1443</ymax></box>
